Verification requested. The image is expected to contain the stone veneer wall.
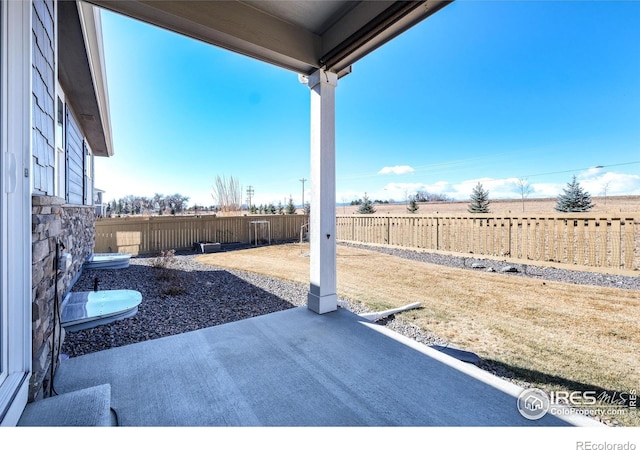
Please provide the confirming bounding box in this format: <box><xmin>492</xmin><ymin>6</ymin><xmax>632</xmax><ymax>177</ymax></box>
<box><xmin>30</xmin><ymin>195</ymin><xmax>96</xmax><ymax>401</ymax></box>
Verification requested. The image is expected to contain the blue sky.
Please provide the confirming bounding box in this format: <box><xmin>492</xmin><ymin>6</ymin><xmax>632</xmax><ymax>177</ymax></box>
<box><xmin>94</xmin><ymin>1</ymin><xmax>640</xmax><ymax>208</ymax></box>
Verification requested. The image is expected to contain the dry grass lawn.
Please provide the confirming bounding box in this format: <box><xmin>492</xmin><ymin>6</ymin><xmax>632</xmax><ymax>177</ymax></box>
<box><xmin>196</xmin><ymin>243</ymin><xmax>640</xmax><ymax>425</ymax></box>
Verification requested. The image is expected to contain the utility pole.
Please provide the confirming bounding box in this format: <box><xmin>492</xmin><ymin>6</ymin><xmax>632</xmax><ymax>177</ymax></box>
<box><xmin>299</xmin><ymin>178</ymin><xmax>307</xmax><ymax>213</ymax></box>
<box><xmin>246</xmin><ymin>186</ymin><xmax>254</xmax><ymax>209</ymax></box>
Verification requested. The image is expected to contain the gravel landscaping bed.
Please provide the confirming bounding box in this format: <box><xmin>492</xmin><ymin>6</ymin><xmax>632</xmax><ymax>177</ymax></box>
<box><xmin>62</xmin><ymin>248</ymin><xmax>449</xmax><ymax>358</ymax></box>
<box><xmin>62</xmin><ymin>252</ymin><xmax>308</xmax><ymax>357</ymax></box>
<box><xmin>341</xmin><ymin>242</ymin><xmax>640</xmax><ymax>291</ymax></box>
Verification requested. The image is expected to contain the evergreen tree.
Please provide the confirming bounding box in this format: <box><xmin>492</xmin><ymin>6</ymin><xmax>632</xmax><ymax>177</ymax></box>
<box><xmin>555</xmin><ymin>175</ymin><xmax>594</xmax><ymax>212</ymax></box>
<box><xmin>303</xmin><ymin>202</ymin><xmax>311</xmax><ymax>216</ymax></box>
<box><xmin>285</xmin><ymin>196</ymin><xmax>296</xmax><ymax>214</ymax></box>
<box><xmin>277</xmin><ymin>201</ymin><xmax>284</xmax><ymax>215</ymax></box>
<box><xmin>407</xmin><ymin>196</ymin><xmax>419</xmax><ymax>213</ymax></box>
<box><xmin>468</xmin><ymin>183</ymin><xmax>490</xmax><ymax>213</ymax></box>
<box><xmin>357</xmin><ymin>193</ymin><xmax>376</xmax><ymax>214</ymax></box>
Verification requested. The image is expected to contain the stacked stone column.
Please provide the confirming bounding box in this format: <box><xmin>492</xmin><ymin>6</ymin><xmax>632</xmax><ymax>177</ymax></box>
<box><xmin>30</xmin><ymin>195</ymin><xmax>96</xmax><ymax>400</ymax></box>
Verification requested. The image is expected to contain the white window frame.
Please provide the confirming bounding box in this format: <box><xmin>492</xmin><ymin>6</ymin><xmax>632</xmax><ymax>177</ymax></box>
<box><xmin>84</xmin><ymin>140</ymin><xmax>93</xmax><ymax>206</ymax></box>
<box><xmin>0</xmin><ymin>0</ymin><xmax>32</xmax><ymax>426</ymax></box>
<box><xmin>55</xmin><ymin>82</ymin><xmax>65</xmax><ymax>199</ymax></box>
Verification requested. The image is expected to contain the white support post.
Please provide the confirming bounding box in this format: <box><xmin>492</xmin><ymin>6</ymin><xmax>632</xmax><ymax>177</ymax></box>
<box><xmin>306</xmin><ymin>69</ymin><xmax>338</xmax><ymax>314</ymax></box>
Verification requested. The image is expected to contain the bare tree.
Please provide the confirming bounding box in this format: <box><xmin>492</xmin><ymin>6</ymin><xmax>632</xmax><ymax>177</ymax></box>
<box><xmin>211</xmin><ymin>175</ymin><xmax>243</xmax><ymax>214</ymax></box>
<box><xmin>415</xmin><ymin>190</ymin><xmax>453</xmax><ymax>202</ymax></box>
<box><xmin>601</xmin><ymin>181</ymin><xmax>611</xmax><ymax>205</ymax></box>
<box><xmin>165</xmin><ymin>193</ymin><xmax>190</xmax><ymax>214</ymax></box>
<box><xmin>516</xmin><ymin>178</ymin><xmax>532</xmax><ymax>212</ymax></box>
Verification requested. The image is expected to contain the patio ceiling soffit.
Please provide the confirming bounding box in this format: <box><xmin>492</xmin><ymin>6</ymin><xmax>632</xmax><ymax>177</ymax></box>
<box><xmin>83</xmin><ymin>0</ymin><xmax>453</xmax><ymax>77</ymax></box>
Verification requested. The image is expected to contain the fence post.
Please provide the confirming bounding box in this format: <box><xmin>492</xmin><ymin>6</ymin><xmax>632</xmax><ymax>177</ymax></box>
<box><xmin>146</xmin><ymin>218</ymin><xmax>151</xmax><ymax>254</ymax></box>
<box><xmin>508</xmin><ymin>218</ymin><xmax>512</xmax><ymax>257</ymax></box>
<box><xmin>624</xmin><ymin>219</ymin><xmax>635</xmax><ymax>270</ymax></box>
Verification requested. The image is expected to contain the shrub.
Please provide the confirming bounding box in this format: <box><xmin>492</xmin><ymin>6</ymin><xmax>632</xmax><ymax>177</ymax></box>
<box><xmin>357</xmin><ymin>193</ymin><xmax>376</xmax><ymax>214</ymax></box>
<box><xmin>407</xmin><ymin>196</ymin><xmax>419</xmax><ymax>213</ymax></box>
<box><xmin>151</xmin><ymin>249</ymin><xmax>176</xmax><ymax>269</ymax></box>
<box><xmin>468</xmin><ymin>183</ymin><xmax>490</xmax><ymax>213</ymax></box>
<box><xmin>285</xmin><ymin>197</ymin><xmax>296</xmax><ymax>214</ymax></box>
<box><xmin>555</xmin><ymin>175</ymin><xmax>594</xmax><ymax>212</ymax></box>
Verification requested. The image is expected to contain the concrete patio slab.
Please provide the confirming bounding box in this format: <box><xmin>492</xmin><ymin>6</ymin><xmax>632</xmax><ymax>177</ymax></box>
<box><xmin>53</xmin><ymin>306</ymin><xmax>598</xmax><ymax>427</ymax></box>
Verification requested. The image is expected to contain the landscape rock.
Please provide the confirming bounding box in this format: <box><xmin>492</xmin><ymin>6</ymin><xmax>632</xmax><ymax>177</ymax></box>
<box><xmin>341</xmin><ymin>242</ymin><xmax>640</xmax><ymax>291</ymax></box>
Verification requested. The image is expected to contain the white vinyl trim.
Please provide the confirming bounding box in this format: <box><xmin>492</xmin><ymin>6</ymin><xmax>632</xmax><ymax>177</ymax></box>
<box><xmin>55</xmin><ymin>82</ymin><xmax>66</xmax><ymax>199</ymax></box>
<box><xmin>0</xmin><ymin>0</ymin><xmax>32</xmax><ymax>427</ymax></box>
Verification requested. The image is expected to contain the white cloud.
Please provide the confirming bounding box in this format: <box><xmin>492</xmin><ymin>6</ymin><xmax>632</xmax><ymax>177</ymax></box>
<box><xmin>353</xmin><ymin>170</ymin><xmax>640</xmax><ymax>204</ymax></box>
<box><xmin>442</xmin><ymin>172</ymin><xmax>639</xmax><ymax>201</ymax></box>
<box><xmin>576</xmin><ymin>169</ymin><xmax>640</xmax><ymax>196</ymax></box>
<box><xmin>377</xmin><ymin>165</ymin><xmax>415</xmax><ymax>175</ymax></box>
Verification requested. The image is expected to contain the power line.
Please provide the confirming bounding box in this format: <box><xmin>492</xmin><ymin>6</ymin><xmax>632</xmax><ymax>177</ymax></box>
<box><xmin>513</xmin><ymin>161</ymin><xmax>640</xmax><ymax>181</ymax></box>
<box><xmin>246</xmin><ymin>186</ymin><xmax>254</xmax><ymax>208</ymax></box>
<box><xmin>300</xmin><ymin>178</ymin><xmax>307</xmax><ymax>212</ymax></box>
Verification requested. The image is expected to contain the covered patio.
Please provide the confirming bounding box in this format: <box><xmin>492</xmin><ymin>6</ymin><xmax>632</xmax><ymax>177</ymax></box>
<box><xmin>49</xmin><ymin>306</ymin><xmax>590</xmax><ymax>426</ymax></box>
<box><xmin>14</xmin><ymin>0</ymin><xmax>603</xmax><ymax>432</ymax></box>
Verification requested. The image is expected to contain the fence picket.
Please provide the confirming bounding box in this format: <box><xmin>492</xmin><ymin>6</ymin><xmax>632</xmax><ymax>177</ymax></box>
<box><xmin>95</xmin><ymin>214</ymin><xmax>639</xmax><ymax>272</ymax></box>
<box><xmin>333</xmin><ymin>214</ymin><xmax>638</xmax><ymax>272</ymax></box>
<box><xmin>95</xmin><ymin>215</ymin><xmax>307</xmax><ymax>255</ymax></box>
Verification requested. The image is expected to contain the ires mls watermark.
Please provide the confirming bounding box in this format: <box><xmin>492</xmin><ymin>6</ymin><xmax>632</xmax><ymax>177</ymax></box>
<box><xmin>517</xmin><ymin>388</ymin><xmax>637</xmax><ymax>420</ymax></box>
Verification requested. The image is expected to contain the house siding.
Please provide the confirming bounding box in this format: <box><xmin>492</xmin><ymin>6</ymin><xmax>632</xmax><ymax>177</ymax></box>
<box><xmin>65</xmin><ymin>106</ymin><xmax>85</xmax><ymax>205</ymax></box>
<box><xmin>31</xmin><ymin>0</ymin><xmax>56</xmax><ymax>196</ymax></box>
<box><xmin>28</xmin><ymin>0</ymin><xmax>97</xmax><ymax>402</ymax></box>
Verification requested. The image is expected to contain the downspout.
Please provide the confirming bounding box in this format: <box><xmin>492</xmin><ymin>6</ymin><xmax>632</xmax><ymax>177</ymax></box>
<box><xmin>358</xmin><ymin>302</ymin><xmax>422</xmax><ymax>322</ymax></box>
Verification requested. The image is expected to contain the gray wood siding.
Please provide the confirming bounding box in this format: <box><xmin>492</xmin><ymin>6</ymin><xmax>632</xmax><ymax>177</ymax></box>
<box><xmin>31</xmin><ymin>0</ymin><xmax>56</xmax><ymax>195</ymax></box>
<box><xmin>65</xmin><ymin>107</ymin><xmax>85</xmax><ymax>205</ymax></box>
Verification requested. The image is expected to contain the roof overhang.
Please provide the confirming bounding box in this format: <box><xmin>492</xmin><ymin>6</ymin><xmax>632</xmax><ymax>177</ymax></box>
<box><xmin>59</xmin><ymin>1</ymin><xmax>114</xmax><ymax>157</ymax></box>
<box><xmin>83</xmin><ymin>1</ymin><xmax>452</xmax><ymax>78</ymax></box>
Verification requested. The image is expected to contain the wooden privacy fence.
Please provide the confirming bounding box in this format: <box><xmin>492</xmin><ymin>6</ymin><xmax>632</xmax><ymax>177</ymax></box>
<box><xmin>336</xmin><ymin>214</ymin><xmax>640</xmax><ymax>272</ymax></box>
<box><xmin>95</xmin><ymin>215</ymin><xmax>308</xmax><ymax>255</ymax></box>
